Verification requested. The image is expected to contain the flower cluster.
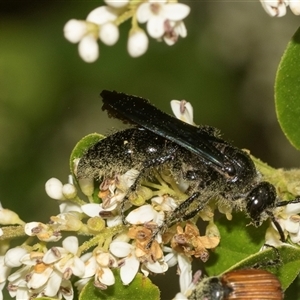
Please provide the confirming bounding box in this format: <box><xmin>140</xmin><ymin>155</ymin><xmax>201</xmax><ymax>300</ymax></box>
<box><xmin>1</xmin><ymin>99</ymin><xmax>300</xmax><ymax>299</ymax></box>
<box><xmin>260</xmin><ymin>0</ymin><xmax>300</xmax><ymax>16</ymax></box>
<box><xmin>0</xmin><ymin>100</ymin><xmax>221</xmax><ymax>300</ymax></box>
<box><xmin>63</xmin><ymin>0</ymin><xmax>190</xmax><ymax>62</ymax></box>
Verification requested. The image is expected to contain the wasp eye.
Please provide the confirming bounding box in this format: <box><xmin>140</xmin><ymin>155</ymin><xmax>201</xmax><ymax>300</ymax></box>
<box><xmin>246</xmin><ymin>182</ymin><xmax>276</xmax><ymax>221</ymax></box>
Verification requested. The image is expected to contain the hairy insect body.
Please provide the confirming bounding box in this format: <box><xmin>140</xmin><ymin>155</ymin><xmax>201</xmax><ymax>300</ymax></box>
<box><xmin>77</xmin><ymin>126</ymin><xmax>262</xmax><ymax>222</ymax></box>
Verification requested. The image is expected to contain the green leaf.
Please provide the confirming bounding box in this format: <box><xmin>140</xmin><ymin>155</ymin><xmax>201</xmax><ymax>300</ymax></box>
<box><xmin>275</xmin><ymin>26</ymin><xmax>300</xmax><ymax>150</ymax></box>
<box><xmin>205</xmin><ymin>213</ymin><xmax>267</xmax><ymax>274</ymax></box>
<box><xmin>69</xmin><ymin>133</ymin><xmax>105</xmax><ymax>175</ymax></box>
<box><xmin>79</xmin><ymin>270</ymin><xmax>160</xmax><ymax>300</ymax></box>
<box><xmin>205</xmin><ymin>214</ymin><xmax>300</xmax><ymax>291</ymax></box>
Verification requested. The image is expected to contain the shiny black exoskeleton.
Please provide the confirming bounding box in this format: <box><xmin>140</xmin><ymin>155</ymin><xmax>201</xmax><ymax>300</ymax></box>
<box><xmin>77</xmin><ymin>90</ymin><xmax>294</xmax><ymax>240</ymax></box>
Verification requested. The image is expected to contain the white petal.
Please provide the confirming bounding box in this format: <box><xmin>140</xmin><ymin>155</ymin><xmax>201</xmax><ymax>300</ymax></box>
<box><xmin>24</xmin><ymin>222</ymin><xmax>40</xmax><ymax>236</ymax></box>
<box><xmin>99</xmin><ymin>22</ymin><xmax>119</xmax><ymax>46</ymax></box>
<box><xmin>152</xmin><ymin>210</ymin><xmax>165</xmax><ymax>226</ymax></box>
<box><xmin>44</xmin><ymin>270</ymin><xmax>62</xmax><ymax>297</ymax></box>
<box><xmin>99</xmin><ymin>267</ymin><xmax>115</xmax><ymax>285</ymax></box>
<box><xmin>164</xmin><ymin>253</ymin><xmax>177</xmax><ymax>267</ymax></box>
<box><xmin>147</xmin><ymin>16</ymin><xmax>165</xmax><ymax>38</ymax></box>
<box><xmin>125</xmin><ymin>204</ymin><xmax>156</xmax><ymax>224</ymax></box>
<box><xmin>285</xmin><ymin>202</ymin><xmax>300</xmax><ymax>215</ymax></box>
<box><xmin>59</xmin><ymin>201</ymin><xmax>83</xmax><ymax>214</ymax></box>
<box><xmin>72</xmin><ymin>256</ymin><xmax>86</xmax><ymax>277</ymax></box>
<box><xmin>16</xmin><ymin>286</ymin><xmax>30</xmax><ymax>300</ymax></box>
<box><xmin>63</xmin><ymin>236</ymin><xmax>79</xmax><ymax>254</ymax></box>
<box><xmin>146</xmin><ymin>261</ymin><xmax>168</xmax><ymax>273</ymax></box>
<box><xmin>290</xmin><ymin>230</ymin><xmax>300</xmax><ymax>243</ymax></box>
<box><xmin>109</xmin><ymin>241</ymin><xmax>132</xmax><ymax>257</ymax></box>
<box><xmin>64</xmin><ymin>19</ymin><xmax>87</xmax><ymax>43</ymax></box>
<box><xmin>163</xmin><ymin>4</ymin><xmax>190</xmax><ymax>20</ymax></box>
<box><xmin>28</xmin><ymin>267</ymin><xmax>52</xmax><ymax>289</ymax></box>
<box><xmin>171</xmin><ymin>100</ymin><xmax>194</xmax><ymax>125</ymax></box>
<box><xmin>60</xmin><ymin>279</ymin><xmax>74</xmax><ymax>300</ymax></box>
<box><xmin>87</xmin><ymin>6</ymin><xmax>118</xmax><ymax>24</ymax></box>
<box><xmin>78</xmin><ymin>35</ymin><xmax>99</xmax><ymax>63</ymax></box>
<box><xmin>43</xmin><ymin>247</ymin><xmax>67</xmax><ymax>264</ymax></box>
<box><xmin>285</xmin><ymin>218</ymin><xmax>300</xmax><ymax>233</ymax></box>
<box><xmin>45</xmin><ymin>178</ymin><xmax>65</xmax><ymax>200</ymax></box>
<box><xmin>106</xmin><ymin>215</ymin><xmax>123</xmax><ymax>227</ymax></box>
<box><xmin>136</xmin><ymin>3</ymin><xmax>151</xmax><ymax>23</ymax></box>
<box><xmin>82</xmin><ymin>256</ymin><xmax>96</xmax><ymax>278</ymax></box>
<box><xmin>5</xmin><ymin>247</ymin><xmax>27</xmax><ymax>267</ymax></box>
<box><xmin>104</xmin><ymin>0</ymin><xmax>129</xmax><ymax>8</ymax></box>
<box><xmin>81</xmin><ymin>203</ymin><xmax>102</xmax><ymax>217</ymax></box>
<box><xmin>7</xmin><ymin>265</ymin><xmax>30</xmax><ymax>283</ymax></box>
<box><xmin>120</xmin><ymin>255</ymin><xmax>140</xmax><ymax>285</ymax></box>
<box><xmin>127</xmin><ymin>29</ymin><xmax>149</xmax><ymax>57</ymax></box>
<box><xmin>177</xmin><ymin>254</ymin><xmax>192</xmax><ymax>293</ymax></box>
<box><xmin>0</xmin><ymin>257</ymin><xmax>10</xmax><ymax>283</ymax></box>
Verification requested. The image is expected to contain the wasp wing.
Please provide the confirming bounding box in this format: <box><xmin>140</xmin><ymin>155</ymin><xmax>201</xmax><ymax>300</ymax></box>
<box><xmin>101</xmin><ymin>90</ymin><xmax>231</xmax><ymax>171</ymax></box>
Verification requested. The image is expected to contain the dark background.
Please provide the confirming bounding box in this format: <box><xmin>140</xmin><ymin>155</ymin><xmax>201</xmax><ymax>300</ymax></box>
<box><xmin>1</xmin><ymin>1</ymin><xmax>300</xmax><ymax>299</ymax></box>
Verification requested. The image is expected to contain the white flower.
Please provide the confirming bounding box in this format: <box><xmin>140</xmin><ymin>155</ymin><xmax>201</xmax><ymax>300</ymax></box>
<box><xmin>109</xmin><ymin>241</ymin><xmax>140</xmax><ymax>285</ymax></box>
<box><xmin>64</xmin><ymin>6</ymin><xmax>120</xmax><ymax>63</ymax></box>
<box><xmin>43</xmin><ymin>236</ymin><xmax>85</xmax><ymax>278</ymax></box>
<box><xmin>24</xmin><ymin>222</ymin><xmax>61</xmax><ymax>242</ymax></box>
<box><xmin>151</xmin><ymin>195</ymin><xmax>178</xmax><ymax>212</ymax></box>
<box><xmin>50</xmin><ymin>213</ymin><xmax>83</xmax><ymax>231</ymax></box>
<box><xmin>163</xmin><ymin>20</ymin><xmax>187</xmax><ymax>46</ymax></box>
<box><xmin>171</xmin><ymin>100</ymin><xmax>194</xmax><ymax>125</ymax></box>
<box><xmin>260</xmin><ymin>0</ymin><xmax>287</xmax><ymax>17</ymax></box>
<box><xmin>127</xmin><ymin>28</ymin><xmax>149</xmax><ymax>57</ymax></box>
<box><xmin>136</xmin><ymin>1</ymin><xmax>190</xmax><ymax>39</ymax></box>
<box><xmin>125</xmin><ymin>204</ymin><xmax>164</xmax><ymax>226</ymax></box>
<box><xmin>79</xmin><ymin>250</ymin><xmax>117</xmax><ymax>288</ymax></box>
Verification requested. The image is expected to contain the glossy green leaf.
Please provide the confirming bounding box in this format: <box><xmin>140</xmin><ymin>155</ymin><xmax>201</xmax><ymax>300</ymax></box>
<box><xmin>79</xmin><ymin>270</ymin><xmax>160</xmax><ymax>300</ymax></box>
<box><xmin>205</xmin><ymin>214</ymin><xmax>300</xmax><ymax>291</ymax></box>
<box><xmin>275</xmin><ymin>26</ymin><xmax>300</xmax><ymax>150</ymax></box>
<box><xmin>69</xmin><ymin>133</ymin><xmax>105</xmax><ymax>175</ymax></box>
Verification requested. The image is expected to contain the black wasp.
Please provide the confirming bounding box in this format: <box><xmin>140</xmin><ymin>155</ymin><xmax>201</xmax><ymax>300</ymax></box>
<box><xmin>77</xmin><ymin>90</ymin><xmax>299</xmax><ymax>241</ymax></box>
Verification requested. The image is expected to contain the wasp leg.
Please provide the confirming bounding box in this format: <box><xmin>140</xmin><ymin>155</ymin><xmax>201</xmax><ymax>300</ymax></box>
<box><xmin>146</xmin><ymin>192</ymin><xmax>206</xmax><ymax>249</ymax></box>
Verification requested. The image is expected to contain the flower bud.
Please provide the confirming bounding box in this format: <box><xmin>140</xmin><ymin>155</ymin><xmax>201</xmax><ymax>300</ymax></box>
<box><xmin>99</xmin><ymin>22</ymin><xmax>119</xmax><ymax>46</ymax></box>
<box><xmin>45</xmin><ymin>178</ymin><xmax>66</xmax><ymax>200</ymax></box>
<box><xmin>78</xmin><ymin>178</ymin><xmax>94</xmax><ymax>196</ymax></box>
<box><xmin>127</xmin><ymin>28</ymin><xmax>148</xmax><ymax>57</ymax></box>
<box><xmin>62</xmin><ymin>183</ymin><xmax>77</xmax><ymax>199</ymax></box>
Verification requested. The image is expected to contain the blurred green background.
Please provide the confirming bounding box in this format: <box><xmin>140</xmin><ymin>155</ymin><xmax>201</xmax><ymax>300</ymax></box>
<box><xmin>1</xmin><ymin>1</ymin><xmax>300</xmax><ymax>299</ymax></box>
